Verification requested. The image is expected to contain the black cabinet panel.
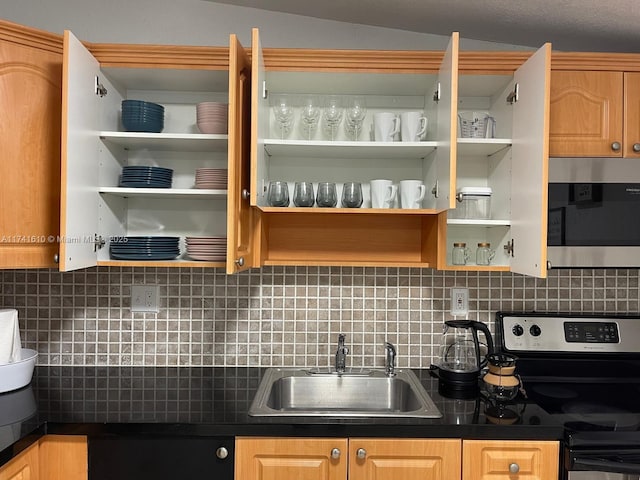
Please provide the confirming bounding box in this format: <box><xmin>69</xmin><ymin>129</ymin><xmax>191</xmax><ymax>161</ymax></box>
<box><xmin>89</xmin><ymin>436</ymin><xmax>234</xmax><ymax>480</ymax></box>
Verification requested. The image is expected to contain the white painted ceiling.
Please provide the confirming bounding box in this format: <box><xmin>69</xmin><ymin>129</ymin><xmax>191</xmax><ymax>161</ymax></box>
<box><xmin>208</xmin><ymin>0</ymin><xmax>640</xmax><ymax>52</ymax></box>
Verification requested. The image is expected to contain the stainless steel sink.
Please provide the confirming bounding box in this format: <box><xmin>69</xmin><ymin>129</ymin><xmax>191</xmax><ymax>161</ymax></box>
<box><xmin>248</xmin><ymin>368</ymin><xmax>442</xmax><ymax>418</ymax></box>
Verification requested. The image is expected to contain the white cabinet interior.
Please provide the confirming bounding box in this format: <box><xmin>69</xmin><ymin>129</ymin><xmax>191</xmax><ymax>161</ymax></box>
<box><xmin>443</xmin><ymin>43</ymin><xmax>551</xmax><ymax>277</ymax></box>
<box><xmin>60</xmin><ymin>31</ymin><xmax>231</xmax><ymax>271</ymax></box>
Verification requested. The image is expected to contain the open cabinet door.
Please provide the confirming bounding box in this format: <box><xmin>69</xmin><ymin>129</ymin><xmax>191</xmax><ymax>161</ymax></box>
<box><xmin>226</xmin><ymin>34</ymin><xmax>254</xmax><ymax>273</ymax></box>
<box><xmin>435</xmin><ymin>32</ymin><xmax>459</xmax><ymax>211</ymax></box>
<box><xmin>510</xmin><ymin>43</ymin><xmax>551</xmax><ymax>278</ymax></box>
<box><xmin>59</xmin><ymin>30</ymin><xmax>101</xmax><ymax>271</ymax></box>
<box><xmin>250</xmin><ymin>28</ymin><xmax>268</xmax><ymax>209</ymax></box>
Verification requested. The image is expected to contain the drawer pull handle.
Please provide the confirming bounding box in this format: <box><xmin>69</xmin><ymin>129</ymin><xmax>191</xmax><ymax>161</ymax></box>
<box><xmin>509</xmin><ymin>462</ymin><xmax>520</xmax><ymax>473</ymax></box>
<box><xmin>216</xmin><ymin>447</ymin><xmax>228</xmax><ymax>459</ymax></box>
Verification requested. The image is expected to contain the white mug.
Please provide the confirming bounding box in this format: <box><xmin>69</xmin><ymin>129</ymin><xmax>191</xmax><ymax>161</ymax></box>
<box><xmin>373</xmin><ymin>112</ymin><xmax>400</xmax><ymax>142</ymax></box>
<box><xmin>370</xmin><ymin>179</ymin><xmax>398</xmax><ymax>208</ymax></box>
<box><xmin>400</xmin><ymin>111</ymin><xmax>427</xmax><ymax>142</ymax></box>
<box><xmin>399</xmin><ymin>180</ymin><xmax>426</xmax><ymax>209</ymax></box>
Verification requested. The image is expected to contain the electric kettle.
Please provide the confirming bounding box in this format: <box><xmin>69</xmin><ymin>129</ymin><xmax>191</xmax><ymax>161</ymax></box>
<box><xmin>434</xmin><ymin>320</ymin><xmax>494</xmax><ymax>392</ymax></box>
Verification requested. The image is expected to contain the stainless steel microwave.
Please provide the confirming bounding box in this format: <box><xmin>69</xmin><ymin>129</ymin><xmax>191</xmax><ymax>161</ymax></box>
<box><xmin>547</xmin><ymin>157</ymin><xmax>640</xmax><ymax>268</ymax></box>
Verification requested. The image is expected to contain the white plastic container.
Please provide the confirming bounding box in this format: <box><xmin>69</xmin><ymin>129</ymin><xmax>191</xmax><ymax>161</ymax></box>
<box><xmin>0</xmin><ymin>349</ymin><xmax>37</xmax><ymax>393</ymax></box>
<box><xmin>452</xmin><ymin>187</ymin><xmax>492</xmax><ymax>219</ymax></box>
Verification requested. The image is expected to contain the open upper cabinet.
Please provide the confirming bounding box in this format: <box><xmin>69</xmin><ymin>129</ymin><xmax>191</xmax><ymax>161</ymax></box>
<box><xmin>439</xmin><ymin>41</ymin><xmax>551</xmax><ymax>278</ymax></box>
<box><xmin>59</xmin><ymin>31</ymin><xmax>253</xmax><ymax>273</ymax></box>
<box><xmin>249</xmin><ymin>28</ymin><xmax>458</xmax><ymax>267</ymax></box>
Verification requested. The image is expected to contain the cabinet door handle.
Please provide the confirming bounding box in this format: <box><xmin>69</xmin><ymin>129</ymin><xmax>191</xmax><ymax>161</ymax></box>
<box><xmin>235</xmin><ymin>257</ymin><xmax>245</xmax><ymax>267</ymax></box>
<box><xmin>509</xmin><ymin>462</ymin><xmax>520</xmax><ymax>473</ymax></box>
<box><xmin>216</xmin><ymin>447</ymin><xmax>228</xmax><ymax>459</ymax></box>
<box><xmin>53</xmin><ymin>253</ymin><xmax>59</xmax><ymax>264</ymax></box>
<box><xmin>242</xmin><ymin>189</ymin><xmax>250</xmax><ymax>200</ymax></box>
<box><xmin>633</xmin><ymin>143</ymin><xmax>640</xmax><ymax>153</ymax></box>
<box><xmin>356</xmin><ymin>448</ymin><xmax>367</xmax><ymax>459</ymax></box>
<box><xmin>611</xmin><ymin>141</ymin><xmax>621</xmax><ymax>151</ymax></box>
<box><xmin>330</xmin><ymin>448</ymin><xmax>341</xmax><ymax>459</ymax></box>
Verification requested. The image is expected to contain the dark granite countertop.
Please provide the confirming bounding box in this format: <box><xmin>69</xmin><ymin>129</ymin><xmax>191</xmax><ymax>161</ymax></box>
<box><xmin>0</xmin><ymin>366</ymin><xmax>564</xmax><ymax>467</ymax></box>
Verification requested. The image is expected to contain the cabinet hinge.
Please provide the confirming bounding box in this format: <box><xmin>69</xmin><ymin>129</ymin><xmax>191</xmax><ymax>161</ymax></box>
<box><xmin>262</xmin><ymin>80</ymin><xmax>268</xmax><ymax>100</ymax></box>
<box><xmin>433</xmin><ymin>82</ymin><xmax>441</xmax><ymax>103</ymax></box>
<box><xmin>431</xmin><ymin>180</ymin><xmax>439</xmax><ymax>198</ymax></box>
<box><xmin>95</xmin><ymin>76</ymin><xmax>107</xmax><ymax>97</ymax></box>
<box><xmin>506</xmin><ymin>83</ymin><xmax>519</xmax><ymax>104</ymax></box>
<box><xmin>94</xmin><ymin>234</ymin><xmax>106</xmax><ymax>252</ymax></box>
<box><xmin>504</xmin><ymin>239</ymin><xmax>514</xmax><ymax>257</ymax></box>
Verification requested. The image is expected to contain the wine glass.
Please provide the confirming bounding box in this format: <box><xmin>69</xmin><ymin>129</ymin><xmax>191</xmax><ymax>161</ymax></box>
<box><xmin>344</xmin><ymin>96</ymin><xmax>367</xmax><ymax>141</ymax></box>
<box><xmin>322</xmin><ymin>95</ymin><xmax>344</xmax><ymax>141</ymax></box>
<box><xmin>271</xmin><ymin>94</ymin><xmax>295</xmax><ymax>139</ymax></box>
<box><xmin>299</xmin><ymin>95</ymin><xmax>321</xmax><ymax>140</ymax></box>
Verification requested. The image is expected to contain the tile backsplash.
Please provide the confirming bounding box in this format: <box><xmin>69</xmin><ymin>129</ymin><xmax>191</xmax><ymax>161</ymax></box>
<box><xmin>1</xmin><ymin>267</ymin><xmax>638</xmax><ymax>367</ymax></box>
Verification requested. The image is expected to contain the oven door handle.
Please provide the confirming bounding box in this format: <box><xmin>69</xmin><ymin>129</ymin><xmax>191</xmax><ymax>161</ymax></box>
<box><xmin>571</xmin><ymin>454</ymin><xmax>640</xmax><ymax>474</ymax></box>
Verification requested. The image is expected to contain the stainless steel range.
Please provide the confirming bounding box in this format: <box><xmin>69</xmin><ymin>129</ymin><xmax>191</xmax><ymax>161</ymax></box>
<box><xmin>496</xmin><ymin>312</ymin><xmax>640</xmax><ymax>480</ymax></box>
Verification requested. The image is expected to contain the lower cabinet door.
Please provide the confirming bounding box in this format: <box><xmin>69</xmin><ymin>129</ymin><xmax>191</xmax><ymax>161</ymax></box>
<box><xmin>235</xmin><ymin>437</ymin><xmax>348</xmax><ymax>480</ymax></box>
<box><xmin>89</xmin><ymin>436</ymin><xmax>233</xmax><ymax>480</ymax></box>
<box><xmin>462</xmin><ymin>440</ymin><xmax>559</xmax><ymax>480</ymax></box>
<box><xmin>0</xmin><ymin>443</ymin><xmax>39</xmax><ymax>480</ymax></box>
<box><xmin>349</xmin><ymin>438</ymin><xmax>462</xmax><ymax>480</ymax></box>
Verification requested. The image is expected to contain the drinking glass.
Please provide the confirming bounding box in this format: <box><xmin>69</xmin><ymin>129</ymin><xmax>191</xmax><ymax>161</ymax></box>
<box><xmin>322</xmin><ymin>96</ymin><xmax>344</xmax><ymax>141</ymax></box>
<box><xmin>293</xmin><ymin>181</ymin><xmax>315</xmax><ymax>207</ymax></box>
<box><xmin>299</xmin><ymin>95</ymin><xmax>321</xmax><ymax>140</ymax></box>
<box><xmin>316</xmin><ymin>182</ymin><xmax>338</xmax><ymax>207</ymax></box>
<box><xmin>344</xmin><ymin>96</ymin><xmax>367</xmax><ymax>141</ymax></box>
<box><xmin>267</xmin><ymin>181</ymin><xmax>290</xmax><ymax>207</ymax></box>
<box><xmin>271</xmin><ymin>94</ymin><xmax>295</xmax><ymax>139</ymax></box>
<box><xmin>341</xmin><ymin>182</ymin><xmax>363</xmax><ymax>208</ymax></box>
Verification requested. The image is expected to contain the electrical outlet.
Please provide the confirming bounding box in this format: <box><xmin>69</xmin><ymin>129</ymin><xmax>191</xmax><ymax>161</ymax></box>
<box><xmin>450</xmin><ymin>287</ymin><xmax>469</xmax><ymax>317</ymax></box>
<box><xmin>131</xmin><ymin>284</ymin><xmax>159</xmax><ymax>313</ymax></box>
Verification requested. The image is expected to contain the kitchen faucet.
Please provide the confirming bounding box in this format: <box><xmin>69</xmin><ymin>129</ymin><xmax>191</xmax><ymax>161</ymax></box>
<box><xmin>335</xmin><ymin>334</ymin><xmax>349</xmax><ymax>374</ymax></box>
<box><xmin>384</xmin><ymin>341</ymin><xmax>396</xmax><ymax>377</ymax></box>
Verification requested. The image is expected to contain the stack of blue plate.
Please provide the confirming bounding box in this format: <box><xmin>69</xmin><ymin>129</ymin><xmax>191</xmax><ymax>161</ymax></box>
<box><xmin>121</xmin><ymin>100</ymin><xmax>165</xmax><ymax>133</ymax></box>
<box><xmin>109</xmin><ymin>236</ymin><xmax>180</xmax><ymax>260</ymax></box>
<box><xmin>119</xmin><ymin>166</ymin><xmax>173</xmax><ymax>188</ymax></box>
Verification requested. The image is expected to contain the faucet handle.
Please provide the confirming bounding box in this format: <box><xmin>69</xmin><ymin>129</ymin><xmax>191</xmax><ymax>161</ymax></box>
<box><xmin>384</xmin><ymin>342</ymin><xmax>396</xmax><ymax>376</ymax></box>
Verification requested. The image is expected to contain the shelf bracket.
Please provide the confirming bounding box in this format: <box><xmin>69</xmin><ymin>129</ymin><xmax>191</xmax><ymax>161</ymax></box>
<box><xmin>95</xmin><ymin>76</ymin><xmax>107</xmax><ymax>98</ymax></box>
<box><xmin>506</xmin><ymin>83</ymin><xmax>519</xmax><ymax>105</ymax></box>
<box><xmin>433</xmin><ymin>82</ymin><xmax>441</xmax><ymax>103</ymax></box>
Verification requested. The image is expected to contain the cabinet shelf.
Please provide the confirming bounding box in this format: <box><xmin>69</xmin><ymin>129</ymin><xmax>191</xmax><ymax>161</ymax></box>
<box><xmin>264</xmin><ymin>139</ymin><xmax>437</xmax><ymax>159</ymax></box>
<box><xmin>456</xmin><ymin>138</ymin><xmax>512</xmax><ymax>156</ymax></box>
<box><xmin>447</xmin><ymin>218</ymin><xmax>510</xmax><ymax>226</ymax></box>
<box><xmin>99</xmin><ymin>131</ymin><xmax>229</xmax><ymax>152</ymax></box>
<box><xmin>260</xmin><ymin>206</ymin><xmax>439</xmax><ymax>214</ymax></box>
<box><xmin>97</xmin><ymin>259</ymin><xmax>225</xmax><ymax>268</ymax></box>
<box><xmin>99</xmin><ymin>187</ymin><xmax>227</xmax><ymax>199</ymax></box>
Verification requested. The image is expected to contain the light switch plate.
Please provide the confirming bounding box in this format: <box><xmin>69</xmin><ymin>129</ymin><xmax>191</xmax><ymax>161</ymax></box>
<box><xmin>131</xmin><ymin>284</ymin><xmax>159</xmax><ymax>312</ymax></box>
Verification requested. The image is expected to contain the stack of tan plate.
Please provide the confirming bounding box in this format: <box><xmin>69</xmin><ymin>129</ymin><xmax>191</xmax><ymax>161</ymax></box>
<box><xmin>185</xmin><ymin>236</ymin><xmax>227</xmax><ymax>261</ymax></box>
<box><xmin>195</xmin><ymin>168</ymin><xmax>227</xmax><ymax>189</ymax></box>
<box><xmin>196</xmin><ymin>102</ymin><xmax>228</xmax><ymax>134</ymax></box>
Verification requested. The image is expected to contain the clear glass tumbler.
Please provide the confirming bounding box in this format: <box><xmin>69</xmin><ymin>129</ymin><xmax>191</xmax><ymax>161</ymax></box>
<box><xmin>293</xmin><ymin>181</ymin><xmax>315</xmax><ymax>207</ymax></box>
<box><xmin>341</xmin><ymin>182</ymin><xmax>363</xmax><ymax>208</ymax></box>
<box><xmin>316</xmin><ymin>182</ymin><xmax>338</xmax><ymax>207</ymax></box>
<box><xmin>267</xmin><ymin>181</ymin><xmax>290</xmax><ymax>207</ymax></box>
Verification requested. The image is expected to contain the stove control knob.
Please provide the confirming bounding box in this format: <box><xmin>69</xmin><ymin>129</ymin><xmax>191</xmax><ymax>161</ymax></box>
<box><xmin>512</xmin><ymin>324</ymin><xmax>524</xmax><ymax>336</ymax></box>
<box><xmin>530</xmin><ymin>324</ymin><xmax>542</xmax><ymax>337</ymax></box>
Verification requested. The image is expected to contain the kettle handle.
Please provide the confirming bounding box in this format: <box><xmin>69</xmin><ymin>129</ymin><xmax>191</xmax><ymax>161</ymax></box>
<box><xmin>469</xmin><ymin>321</ymin><xmax>495</xmax><ymax>364</ymax></box>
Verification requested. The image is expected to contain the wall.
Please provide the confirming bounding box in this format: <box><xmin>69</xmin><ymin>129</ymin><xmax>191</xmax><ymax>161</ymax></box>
<box><xmin>0</xmin><ymin>0</ymin><xmax>527</xmax><ymax>50</ymax></box>
<box><xmin>1</xmin><ymin>267</ymin><xmax>638</xmax><ymax>367</ymax></box>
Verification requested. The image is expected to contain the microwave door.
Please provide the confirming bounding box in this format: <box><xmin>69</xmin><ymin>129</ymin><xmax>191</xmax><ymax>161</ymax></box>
<box><xmin>547</xmin><ymin>158</ymin><xmax>640</xmax><ymax>268</ymax></box>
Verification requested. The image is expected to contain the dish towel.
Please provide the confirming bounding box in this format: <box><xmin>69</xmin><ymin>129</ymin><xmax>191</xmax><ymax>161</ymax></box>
<box><xmin>0</xmin><ymin>309</ymin><xmax>21</xmax><ymax>365</ymax></box>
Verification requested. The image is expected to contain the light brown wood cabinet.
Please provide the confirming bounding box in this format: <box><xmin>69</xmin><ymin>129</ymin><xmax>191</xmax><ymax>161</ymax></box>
<box><xmin>235</xmin><ymin>437</ymin><xmax>461</xmax><ymax>480</ymax></box>
<box><xmin>250</xmin><ymin>28</ymin><xmax>550</xmax><ymax>277</ymax></box>
<box><xmin>549</xmin><ymin>70</ymin><xmax>640</xmax><ymax>158</ymax></box>
<box><xmin>462</xmin><ymin>439</ymin><xmax>559</xmax><ymax>480</ymax></box>
<box><xmin>0</xmin><ymin>435</ymin><xmax>87</xmax><ymax>480</ymax></box>
<box><xmin>0</xmin><ymin>20</ymin><xmax>62</xmax><ymax>269</ymax></box>
<box><xmin>0</xmin><ymin>442</ymin><xmax>38</xmax><ymax>480</ymax></box>
<box><xmin>58</xmin><ymin>31</ymin><xmax>253</xmax><ymax>273</ymax></box>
